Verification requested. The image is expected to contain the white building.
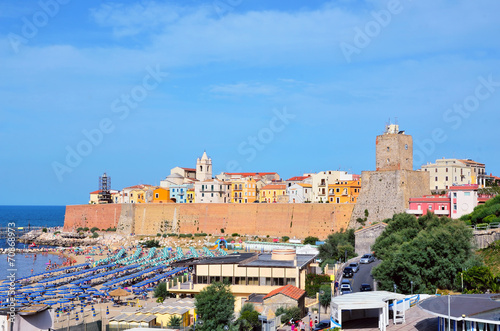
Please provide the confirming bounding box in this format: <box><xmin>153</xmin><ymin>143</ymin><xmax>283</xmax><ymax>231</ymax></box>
<box><xmin>287</xmin><ymin>183</ymin><xmax>313</xmax><ymax>203</ymax></box>
<box><xmin>420</xmin><ymin>158</ymin><xmax>486</xmax><ymax>191</ymax></box>
<box><xmin>450</xmin><ymin>184</ymin><xmax>479</xmax><ymax>219</ymax></box>
<box><xmin>194</xmin><ymin>179</ymin><xmax>231</xmax><ymax>203</ymax></box>
<box><xmin>309</xmin><ymin>171</ymin><xmax>354</xmax><ymax>203</ymax></box>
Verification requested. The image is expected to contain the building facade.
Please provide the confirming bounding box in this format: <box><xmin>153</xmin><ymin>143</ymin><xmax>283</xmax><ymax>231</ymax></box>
<box><xmin>196</xmin><ymin>151</ymin><xmax>212</xmax><ymax>181</ymax></box>
<box><xmin>170</xmin><ymin>184</ymin><xmax>193</xmax><ymax>203</ymax></box>
<box><xmin>420</xmin><ymin>158</ymin><xmax>486</xmax><ymax>191</ymax></box>
<box><xmin>310</xmin><ymin>171</ymin><xmax>354</xmax><ymax>203</ymax></box>
<box><xmin>328</xmin><ymin>179</ymin><xmax>361</xmax><ymax>204</ymax></box>
<box><xmin>260</xmin><ymin>184</ymin><xmax>287</xmax><ymax>203</ymax></box>
<box><xmin>287</xmin><ymin>183</ymin><xmax>312</xmax><ymax>203</ymax></box>
<box><xmin>194</xmin><ymin>179</ymin><xmax>231</xmax><ymax>203</ymax></box>
<box><xmin>231</xmin><ymin>178</ymin><xmax>258</xmax><ymax>203</ymax></box>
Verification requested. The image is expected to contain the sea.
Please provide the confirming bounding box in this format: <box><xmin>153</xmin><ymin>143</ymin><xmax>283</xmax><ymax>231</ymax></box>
<box><xmin>0</xmin><ymin>205</ymin><xmax>66</xmax><ymax>281</ymax></box>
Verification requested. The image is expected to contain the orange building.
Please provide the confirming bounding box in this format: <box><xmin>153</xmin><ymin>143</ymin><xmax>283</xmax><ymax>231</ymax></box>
<box><xmin>231</xmin><ymin>178</ymin><xmax>258</xmax><ymax>203</ymax></box>
<box><xmin>328</xmin><ymin>179</ymin><xmax>361</xmax><ymax>204</ymax></box>
<box><xmin>152</xmin><ymin>187</ymin><xmax>172</xmax><ymax>203</ymax></box>
<box><xmin>260</xmin><ymin>184</ymin><xmax>287</xmax><ymax>203</ymax></box>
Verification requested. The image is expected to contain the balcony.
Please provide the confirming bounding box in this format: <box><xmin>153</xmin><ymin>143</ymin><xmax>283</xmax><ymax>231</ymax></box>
<box><xmin>406</xmin><ymin>209</ymin><xmax>423</xmax><ymax>215</ymax></box>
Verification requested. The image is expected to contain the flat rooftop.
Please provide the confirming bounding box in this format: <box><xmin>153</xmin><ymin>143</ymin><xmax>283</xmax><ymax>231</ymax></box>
<box><xmin>419</xmin><ymin>294</ymin><xmax>500</xmax><ymax>321</ymax></box>
<box><xmin>182</xmin><ymin>252</ymin><xmax>317</xmax><ymax>269</ymax></box>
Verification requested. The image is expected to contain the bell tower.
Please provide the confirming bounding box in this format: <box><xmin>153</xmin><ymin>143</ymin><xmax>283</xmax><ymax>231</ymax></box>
<box><xmin>196</xmin><ymin>151</ymin><xmax>212</xmax><ymax>181</ymax></box>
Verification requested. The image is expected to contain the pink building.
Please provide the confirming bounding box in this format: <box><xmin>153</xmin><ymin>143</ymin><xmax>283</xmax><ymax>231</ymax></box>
<box><xmin>407</xmin><ymin>195</ymin><xmax>451</xmax><ymax>217</ymax></box>
<box><xmin>407</xmin><ymin>184</ymin><xmax>480</xmax><ymax>219</ymax></box>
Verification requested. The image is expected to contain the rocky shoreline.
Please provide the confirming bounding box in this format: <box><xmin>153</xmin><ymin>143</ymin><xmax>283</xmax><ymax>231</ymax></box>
<box><xmin>18</xmin><ymin>230</ymin><xmax>99</xmax><ymax>247</ymax></box>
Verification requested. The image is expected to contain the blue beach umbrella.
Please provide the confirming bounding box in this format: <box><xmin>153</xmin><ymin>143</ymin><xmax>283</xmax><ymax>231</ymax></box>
<box><xmin>33</xmin><ymin>297</ymin><xmax>45</xmax><ymax>302</ymax></box>
<box><xmin>45</xmin><ymin>300</ymin><xmax>58</xmax><ymax>305</ymax></box>
<box><xmin>58</xmin><ymin>299</ymin><xmax>70</xmax><ymax>304</ymax></box>
<box><xmin>63</xmin><ymin>294</ymin><xmax>74</xmax><ymax>299</ymax></box>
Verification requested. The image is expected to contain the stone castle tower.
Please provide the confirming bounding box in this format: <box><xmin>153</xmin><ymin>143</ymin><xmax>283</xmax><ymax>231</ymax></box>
<box><xmin>349</xmin><ymin>124</ymin><xmax>430</xmax><ymax>227</ymax></box>
<box><xmin>196</xmin><ymin>151</ymin><xmax>212</xmax><ymax>181</ymax></box>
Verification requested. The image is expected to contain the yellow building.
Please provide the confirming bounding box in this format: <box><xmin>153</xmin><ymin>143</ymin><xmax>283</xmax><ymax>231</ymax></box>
<box><xmin>187</xmin><ymin>188</ymin><xmax>195</xmax><ymax>203</ymax></box>
<box><xmin>328</xmin><ymin>179</ymin><xmax>361</xmax><ymax>204</ymax></box>
<box><xmin>167</xmin><ymin>250</ymin><xmax>316</xmax><ymax>312</ymax></box>
<box><xmin>152</xmin><ymin>187</ymin><xmax>172</xmax><ymax>203</ymax></box>
<box><xmin>231</xmin><ymin>178</ymin><xmax>258</xmax><ymax>203</ymax></box>
<box><xmin>260</xmin><ymin>184</ymin><xmax>287</xmax><ymax>203</ymax></box>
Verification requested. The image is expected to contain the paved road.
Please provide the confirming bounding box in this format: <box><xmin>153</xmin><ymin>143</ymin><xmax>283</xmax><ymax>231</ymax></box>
<box><xmin>347</xmin><ymin>259</ymin><xmax>381</xmax><ymax>292</ymax></box>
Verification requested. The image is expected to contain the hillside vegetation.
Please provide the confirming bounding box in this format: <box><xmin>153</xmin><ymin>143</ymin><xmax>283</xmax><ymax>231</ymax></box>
<box><xmin>460</xmin><ymin>195</ymin><xmax>500</xmax><ymax>226</ymax></box>
<box><xmin>372</xmin><ymin>212</ymin><xmax>477</xmax><ymax>294</ymax></box>
<box><xmin>478</xmin><ymin>240</ymin><xmax>500</xmax><ymax>276</ymax></box>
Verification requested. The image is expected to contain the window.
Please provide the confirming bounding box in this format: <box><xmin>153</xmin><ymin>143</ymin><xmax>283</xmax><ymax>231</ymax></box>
<box><xmin>464</xmin><ymin>192</ymin><xmax>470</xmax><ymax>196</ymax></box>
<box><xmin>435</xmin><ymin>169</ymin><xmax>438</xmax><ymax>173</ymax></box>
<box><xmin>446</xmin><ymin>168</ymin><xmax>448</xmax><ymax>172</ymax></box>
<box><xmin>445</xmin><ymin>176</ymin><xmax>449</xmax><ymax>181</ymax></box>
<box><xmin>155</xmin><ymin>193</ymin><xmax>159</xmax><ymax>198</ymax></box>
<box><xmin>453</xmin><ymin>193</ymin><xmax>457</xmax><ymax>198</ymax></box>
<box><xmin>286</xmin><ymin>278</ymin><xmax>296</xmax><ymax>286</ymax></box>
<box><xmin>272</xmin><ymin>278</ymin><xmax>285</xmax><ymax>286</ymax></box>
<box><xmin>336</xmin><ymin>188</ymin><xmax>340</xmax><ymax>193</ymax></box>
<box><xmin>336</xmin><ymin>197</ymin><xmax>340</xmax><ymax>203</ymax></box>
<box><xmin>387</xmin><ymin>147</ymin><xmax>390</xmax><ymax>151</ymax></box>
<box><xmin>247</xmin><ymin>277</ymin><xmax>258</xmax><ymax>285</ymax></box>
<box><xmin>435</xmin><ymin>177</ymin><xmax>438</xmax><ymax>181</ymax></box>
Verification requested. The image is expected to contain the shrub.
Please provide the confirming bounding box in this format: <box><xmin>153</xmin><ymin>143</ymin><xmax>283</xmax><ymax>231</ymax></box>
<box><xmin>54</xmin><ymin>231</ymin><xmax>60</xmax><ymax>235</ymax></box>
<box><xmin>42</xmin><ymin>228</ymin><xmax>47</xmax><ymax>233</ymax></box>
<box><xmin>83</xmin><ymin>227</ymin><xmax>89</xmax><ymax>232</ymax></box>
<box><xmin>162</xmin><ymin>234</ymin><xmax>167</xmax><ymax>238</ymax></box>
<box><xmin>157</xmin><ymin>233</ymin><xmax>161</xmax><ymax>237</ymax></box>
<box><xmin>76</xmin><ymin>227</ymin><xmax>83</xmax><ymax>232</ymax></box>
<box><xmin>220</xmin><ymin>228</ymin><xmax>225</xmax><ymax>234</ymax></box>
<box><xmin>231</xmin><ymin>233</ymin><xmax>240</xmax><ymax>237</ymax></box>
<box><xmin>91</xmin><ymin>232</ymin><xmax>99</xmax><ymax>238</ymax></box>
<box><xmin>90</xmin><ymin>227</ymin><xmax>99</xmax><ymax>233</ymax></box>
<box><xmin>282</xmin><ymin>236</ymin><xmax>290</xmax><ymax>242</ymax></box>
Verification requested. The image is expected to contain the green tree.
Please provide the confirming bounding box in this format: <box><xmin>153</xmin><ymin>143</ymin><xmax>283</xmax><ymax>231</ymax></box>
<box><xmin>303</xmin><ymin>236</ymin><xmax>319</xmax><ymax>245</ymax></box>
<box><xmin>372</xmin><ymin>213</ymin><xmax>475</xmax><ymax>294</ymax></box>
<box><xmin>275</xmin><ymin>306</ymin><xmax>301</xmax><ymax>324</ymax></box>
<box><xmin>282</xmin><ymin>236</ymin><xmax>290</xmax><ymax>242</ymax></box>
<box><xmin>461</xmin><ymin>266</ymin><xmax>498</xmax><ymax>293</ymax></box>
<box><xmin>236</xmin><ymin>303</ymin><xmax>259</xmax><ymax>331</ymax></box>
<box><xmin>305</xmin><ymin>274</ymin><xmax>331</xmax><ymax>297</ymax></box>
<box><xmin>167</xmin><ymin>315</ymin><xmax>182</xmax><ymax>327</ymax></box>
<box><xmin>154</xmin><ymin>282</ymin><xmax>168</xmax><ymax>300</ymax></box>
<box><xmin>140</xmin><ymin>239</ymin><xmax>160</xmax><ymax>248</ymax></box>
<box><xmin>195</xmin><ymin>282</ymin><xmax>235</xmax><ymax>331</ymax></box>
<box><xmin>318</xmin><ymin>229</ymin><xmax>356</xmax><ymax>262</ymax></box>
<box><xmin>319</xmin><ymin>284</ymin><xmax>331</xmax><ymax>313</ymax></box>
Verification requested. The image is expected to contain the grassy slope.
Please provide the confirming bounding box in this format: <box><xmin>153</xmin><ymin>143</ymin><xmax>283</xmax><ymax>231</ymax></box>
<box><xmin>477</xmin><ymin>240</ymin><xmax>500</xmax><ymax>276</ymax></box>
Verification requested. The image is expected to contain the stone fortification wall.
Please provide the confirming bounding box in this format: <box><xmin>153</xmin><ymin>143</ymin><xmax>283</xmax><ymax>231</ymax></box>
<box><xmin>64</xmin><ymin>203</ymin><xmax>354</xmax><ymax>239</ymax></box>
<box><xmin>64</xmin><ymin>204</ymin><xmax>121</xmax><ymax>231</ymax></box>
<box><xmin>473</xmin><ymin>228</ymin><xmax>500</xmax><ymax>249</ymax></box>
<box><xmin>349</xmin><ymin>169</ymin><xmax>430</xmax><ymax>227</ymax></box>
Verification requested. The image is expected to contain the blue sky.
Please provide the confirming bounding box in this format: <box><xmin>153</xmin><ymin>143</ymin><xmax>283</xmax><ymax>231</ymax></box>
<box><xmin>1</xmin><ymin>0</ymin><xmax>499</xmax><ymax>205</ymax></box>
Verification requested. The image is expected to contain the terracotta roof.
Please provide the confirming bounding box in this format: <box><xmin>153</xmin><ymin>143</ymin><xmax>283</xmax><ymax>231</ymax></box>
<box><xmin>449</xmin><ymin>184</ymin><xmax>479</xmax><ymax>191</ymax></box>
<box><xmin>459</xmin><ymin>159</ymin><xmax>485</xmax><ymax>166</ymax></box>
<box><xmin>286</xmin><ymin>176</ymin><xmax>310</xmax><ymax>181</ymax></box>
<box><xmin>263</xmin><ymin>284</ymin><xmax>305</xmax><ymax>301</ymax></box>
<box><xmin>181</xmin><ymin>167</ymin><xmax>196</xmax><ymax>171</ymax></box>
<box><xmin>226</xmin><ymin>172</ymin><xmax>277</xmax><ymax>177</ymax></box>
<box><xmin>261</xmin><ymin>184</ymin><xmax>286</xmax><ymax>190</ymax></box>
<box><xmin>297</xmin><ymin>183</ymin><xmax>312</xmax><ymax>188</ymax></box>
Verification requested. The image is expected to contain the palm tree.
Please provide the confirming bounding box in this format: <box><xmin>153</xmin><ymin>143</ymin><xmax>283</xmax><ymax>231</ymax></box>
<box><xmin>168</xmin><ymin>315</ymin><xmax>182</xmax><ymax>327</ymax></box>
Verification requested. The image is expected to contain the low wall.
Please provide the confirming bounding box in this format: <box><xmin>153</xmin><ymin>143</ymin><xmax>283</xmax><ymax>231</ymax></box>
<box><xmin>64</xmin><ymin>203</ymin><xmax>355</xmax><ymax>239</ymax></box>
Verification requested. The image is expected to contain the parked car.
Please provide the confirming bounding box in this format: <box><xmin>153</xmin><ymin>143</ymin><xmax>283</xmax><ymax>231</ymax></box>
<box><xmin>360</xmin><ymin>283</ymin><xmax>372</xmax><ymax>291</ymax></box>
<box><xmin>343</xmin><ymin>266</ymin><xmax>354</xmax><ymax>278</ymax></box>
<box><xmin>340</xmin><ymin>283</ymin><xmax>352</xmax><ymax>294</ymax></box>
<box><xmin>341</xmin><ymin>278</ymin><xmax>351</xmax><ymax>286</ymax></box>
<box><xmin>360</xmin><ymin>254</ymin><xmax>375</xmax><ymax>264</ymax></box>
<box><xmin>349</xmin><ymin>262</ymin><xmax>359</xmax><ymax>272</ymax></box>
<box><xmin>313</xmin><ymin>319</ymin><xmax>331</xmax><ymax>330</ymax></box>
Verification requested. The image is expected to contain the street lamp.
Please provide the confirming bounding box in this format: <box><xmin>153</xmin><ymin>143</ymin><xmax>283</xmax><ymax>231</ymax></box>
<box><xmin>410</xmin><ymin>281</ymin><xmax>413</xmax><ymax>295</ymax></box>
<box><xmin>393</xmin><ymin>284</ymin><xmax>397</xmax><ymax>293</ymax></box>
<box><xmin>318</xmin><ymin>289</ymin><xmax>324</xmax><ymax>323</ymax></box>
